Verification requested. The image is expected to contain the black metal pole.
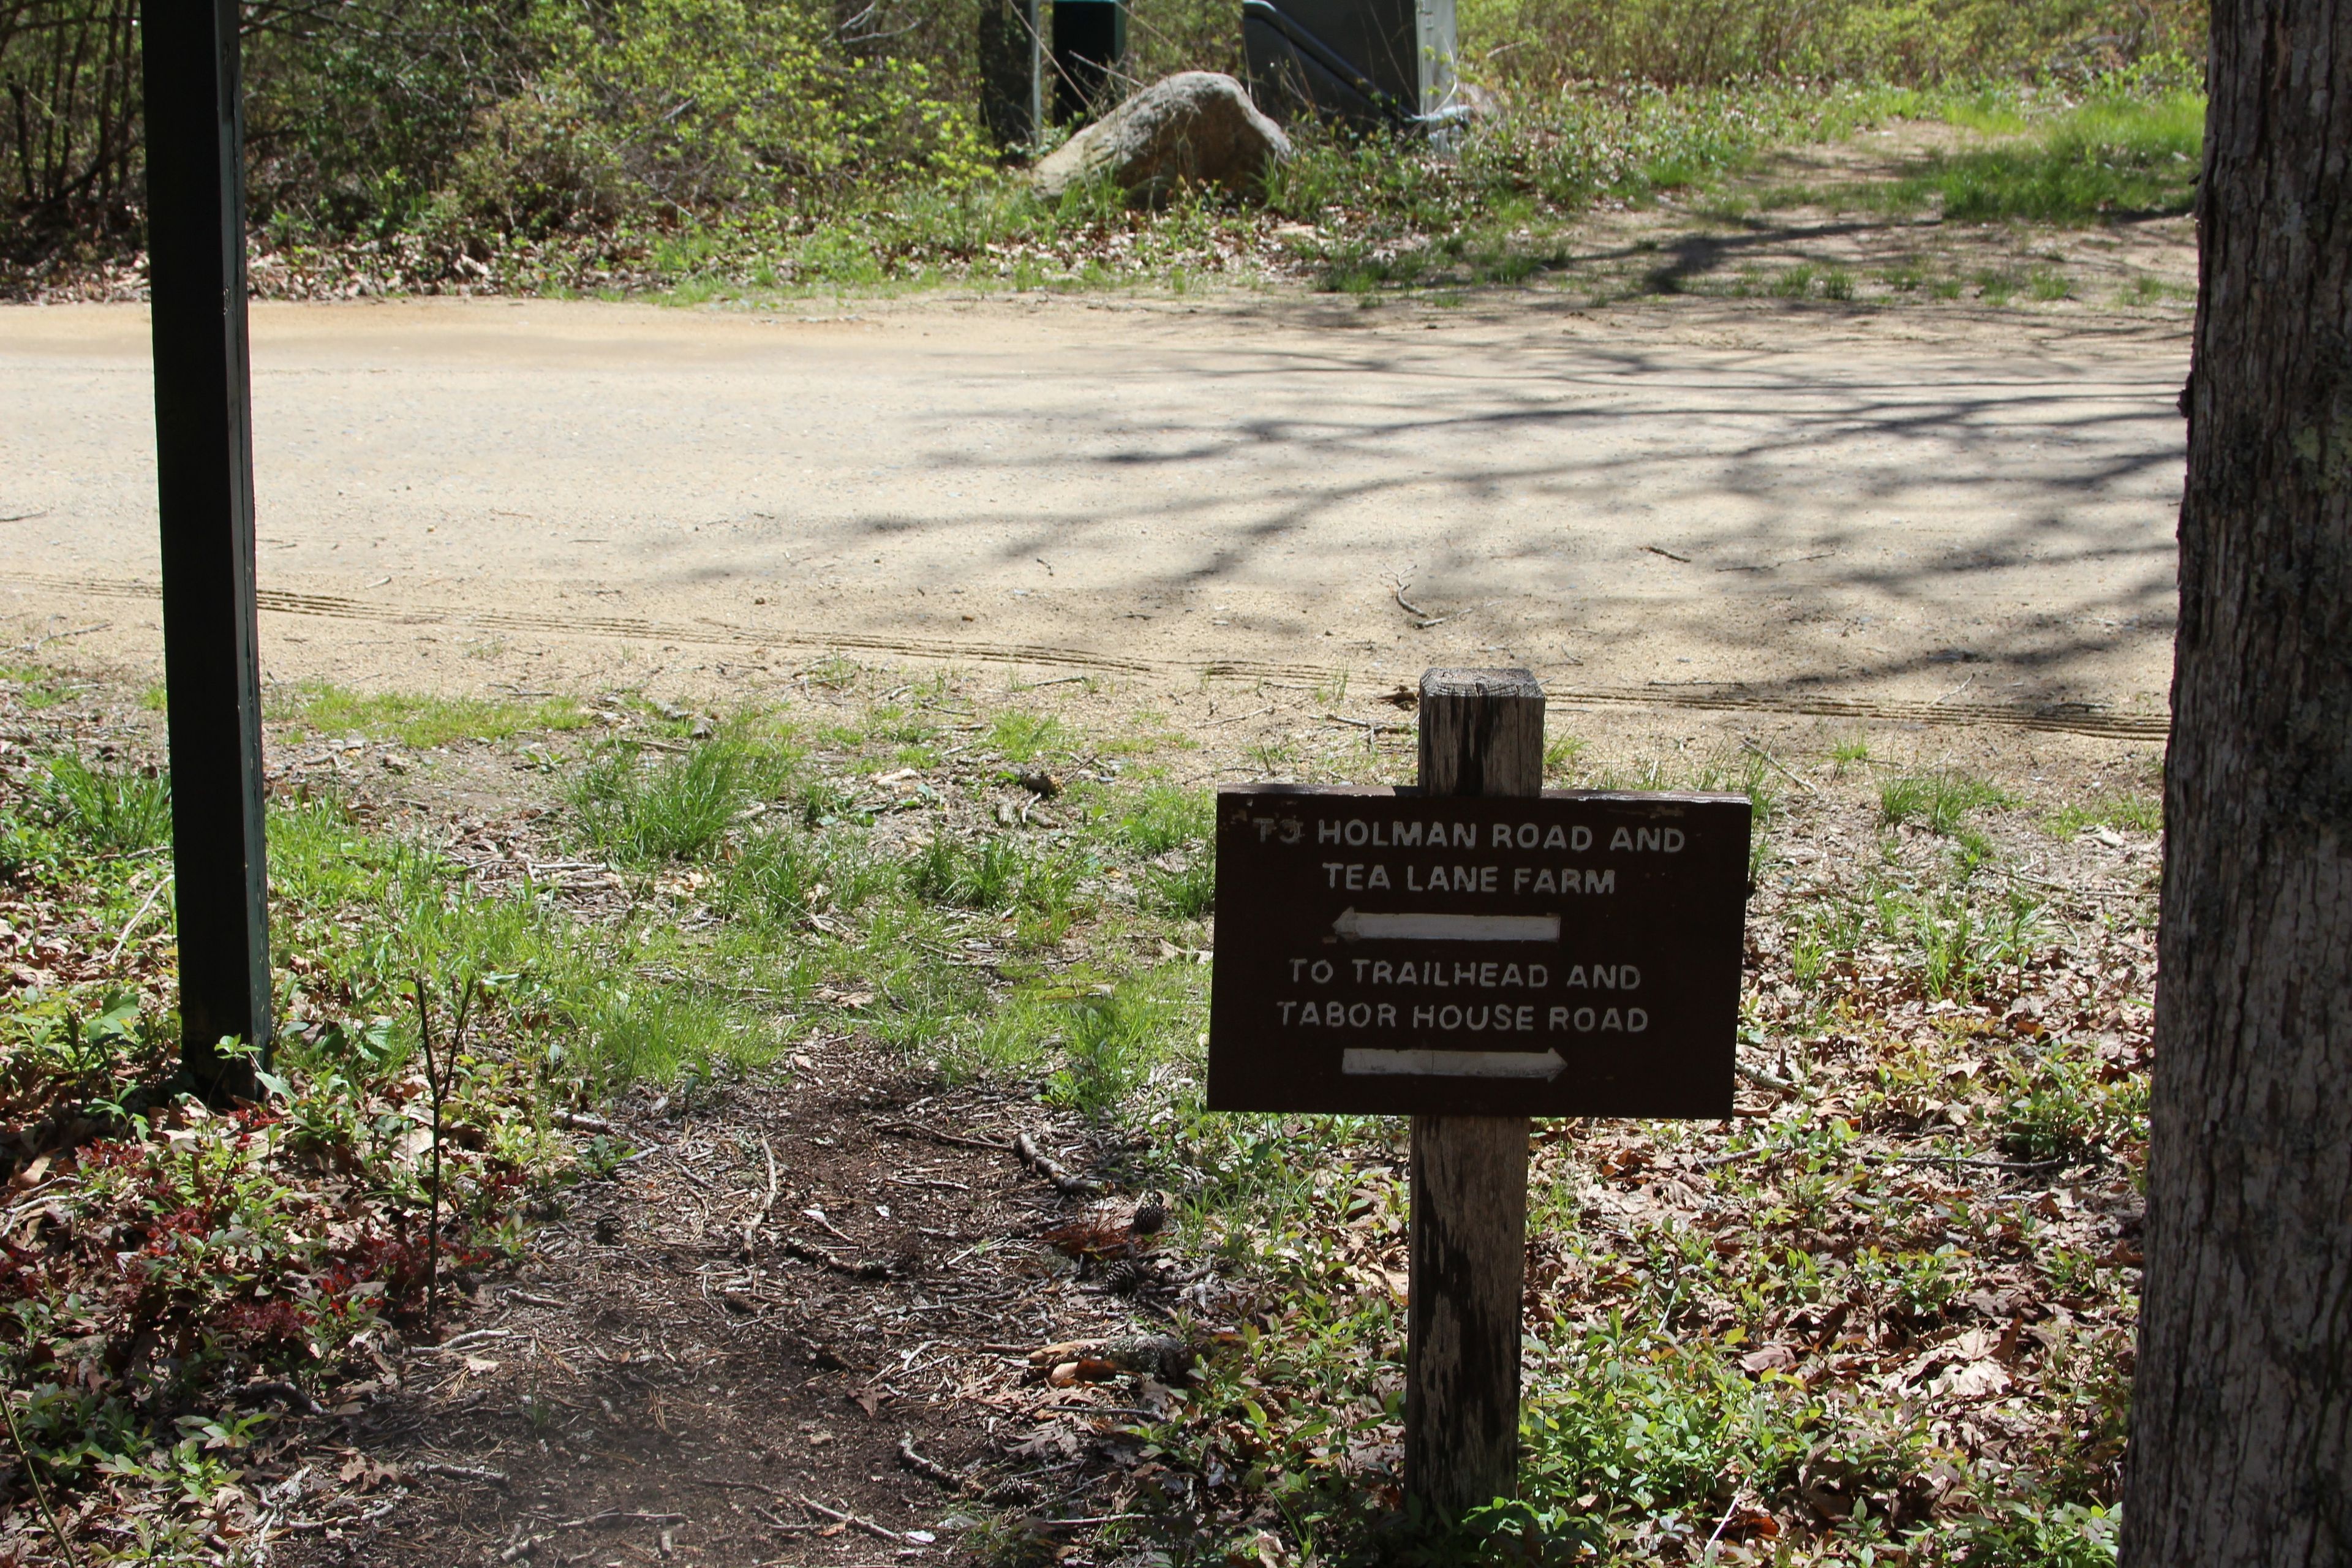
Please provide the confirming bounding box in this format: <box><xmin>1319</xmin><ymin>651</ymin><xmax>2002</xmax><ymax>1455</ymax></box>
<box><xmin>140</xmin><ymin>0</ymin><xmax>271</xmax><ymax>1098</ymax></box>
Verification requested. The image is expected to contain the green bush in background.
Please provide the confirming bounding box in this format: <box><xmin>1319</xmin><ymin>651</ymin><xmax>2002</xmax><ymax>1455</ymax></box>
<box><xmin>2</xmin><ymin>0</ymin><xmax>2208</xmax><ymax>286</ymax></box>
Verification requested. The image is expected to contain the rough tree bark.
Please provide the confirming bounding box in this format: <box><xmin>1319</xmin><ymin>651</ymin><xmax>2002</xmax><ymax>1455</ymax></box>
<box><xmin>2120</xmin><ymin>1</ymin><xmax>2350</xmax><ymax>1562</ymax></box>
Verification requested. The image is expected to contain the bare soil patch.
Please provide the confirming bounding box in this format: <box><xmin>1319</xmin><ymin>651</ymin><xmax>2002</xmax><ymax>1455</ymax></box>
<box><xmin>275</xmin><ymin>1056</ymin><xmax>1186</xmax><ymax>1568</ymax></box>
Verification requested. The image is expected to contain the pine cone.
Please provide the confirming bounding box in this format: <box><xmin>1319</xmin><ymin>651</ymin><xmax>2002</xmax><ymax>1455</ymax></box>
<box><xmin>1129</xmin><ymin>1192</ymin><xmax>1168</xmax><ymax>1237</ymax></box>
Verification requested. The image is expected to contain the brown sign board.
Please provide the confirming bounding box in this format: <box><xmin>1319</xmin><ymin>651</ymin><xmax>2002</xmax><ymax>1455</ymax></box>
<box><xmin>1207</xmin><ymin>786</ymin><xmax>1751</xmax><ymax>1118</ymax></box>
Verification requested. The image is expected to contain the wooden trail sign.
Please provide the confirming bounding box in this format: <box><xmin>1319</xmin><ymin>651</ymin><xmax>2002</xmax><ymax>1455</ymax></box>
<box><xmin>1206</xmin><ymin>669</ymin><xmax>1749</xmax><ymax>1517</ymax></box>
<box><xmin>1207</xmin><ymin>789</ymin><xmax>1749</xmax><ymax>1117</ymax></box>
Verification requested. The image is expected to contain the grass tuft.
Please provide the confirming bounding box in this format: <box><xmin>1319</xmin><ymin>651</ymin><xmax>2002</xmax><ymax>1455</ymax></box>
<box><xmin>1879</xmin><ymin>769</ymin><xmax>2016</xmax><ymax>834</ymax></box>
<box><xmin>277</xmin><ymin>682</ymin><xmax>592</xmax><ymax>748</ymax></box>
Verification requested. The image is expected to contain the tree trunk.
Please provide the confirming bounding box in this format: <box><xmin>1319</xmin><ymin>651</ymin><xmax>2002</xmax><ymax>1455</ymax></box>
<box><xmin>2121</xmin><ymin>2</ymin><xmax>2351</xmax><ymax>1563</ymax></box>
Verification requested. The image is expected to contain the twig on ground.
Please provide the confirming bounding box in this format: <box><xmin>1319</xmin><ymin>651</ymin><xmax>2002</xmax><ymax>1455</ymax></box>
<box><xmin>15</xmin><ymin>621</ymin><xmax>107</xmax><ymax>653</ymax></box>
<box><xmin>1392</xmin><ymin>584</ymin><xmax>1469</xmax><ymax>628</ymax></box>
<box><xmin>873</xmin><ymin>1119</ymin><xmax>1012</xmax><ymax>1152</ymax></box>
<box><xmin>898</xmin><ymin>1433</ymin><xmax>973</xmax><ymax>1491</ymax></box>
<box><xmin>1740</xmin><ymin>736</ymin><xmax>1819</xmax><ymax>795</ymax></box>
<box><xmin>884</xmin><ymin>1173</ymin><xmax>971</xmax><ymax>1193</ymax></box>
<box><xmin>104</xmin><ymin>873</ymin><xmax>173</xmax><ymax>967</ymax></box>
<box><xmin>752</xmin><ymin>1506</ymin><xmax>826</xmax><ymax>1533</ymax></box>
<box><xmin>551</xmin><ymin>1109</ymin><xmax>613</xmax><ymax>1133</ymax></box>
<box><xmin>797</xmin><ymin>1493</ymin><xmax>908</xmax><ymax>1544</ymax></box>
<box><xmin>782</xmin><ymin>1236</ymin><xmax>894</xmax><ymax>1280</ymax></box>
<box><xmin>1642</xmin><ymin>545</ymin><xmax>1692</xmax><ymax>563</ymax></box>
<box><xmin>1321</xmin><ymin>713</ymin><xmax>1410</xmax><ymax>734</ymax></box>
<box><xmin>742</xmin><ymin>1134</ymin><xmax>780</xmax><ymax>1254</ymax></box>
<box><xmin>1015</xmin><ymin>1130</ymin><xmax>1102</xmax><ymax>1194</ymax></box>
<box><xmin>418</xmin><ymin>1461</ymin><xmax>510</xmax><ymax>1488</ymax></box>
<box><xmin>503</xmin><ymin>1288</ymin><xmax>569</xmax><ymax>1310</ymax></box>
<box><xmin>1866</xmin><ymin>1153</ymin><xmax>2074</xmax><ymax>1173</ymax></box>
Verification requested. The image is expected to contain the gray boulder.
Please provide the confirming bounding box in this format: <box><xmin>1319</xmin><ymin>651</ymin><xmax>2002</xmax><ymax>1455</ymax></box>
<box><xmin>1033</xmin><ymin>72</ymin><xmax>1292</xmax><ymax>203</ymax></box>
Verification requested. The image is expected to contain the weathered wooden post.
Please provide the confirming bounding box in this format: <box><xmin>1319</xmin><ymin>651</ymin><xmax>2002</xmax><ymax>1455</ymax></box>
<box><xmin>141</xmin><ymin>0</ymin><xmax>273</xmax><ymax>1098</ymax></box>
<box><xmin>1206</xmin><ymin>668</ymin><xmax>1746</xmax><ymax>1531</ymax></box>
<box><xmin>1405</xmin><ymin>668</ymin><xmax>1540</xmax><ymax>1515</ymax></box>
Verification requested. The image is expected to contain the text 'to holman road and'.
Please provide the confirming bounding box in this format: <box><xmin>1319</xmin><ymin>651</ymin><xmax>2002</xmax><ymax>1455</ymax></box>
<box><xmin>1207</xmin><ymin>786</ymin><xmax>1751</xmax><ymax>1117</ymax></box>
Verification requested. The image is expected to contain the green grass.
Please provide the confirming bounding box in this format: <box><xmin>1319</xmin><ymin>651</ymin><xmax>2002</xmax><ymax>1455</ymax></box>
<box><xmin>0</xmin><ymin>755</ymin><xmax>172</xmax><ymax>873</ymax></box>
<box><xmin>1821</xmin><ymin>90</ymin><xmax>2204</xmax><ymax>225</ymax></box>
<box><xmin>0</xmin><ymin>663</ymin><xmax>80</xmax><ymax>709</ymax></box>
<box><xmin>1880</xmin><ymin>769</ymin><xmax>2016</xmax><ymax>835</ymax></box>
<box><xmin>276</xmin><ymin>682</ymin><xmax>592</xmax><ymax>748</ymax></box>
<box><xmin>572</xmin><ymin>732</ymin><xmax>800</xmax><ymax>865</ymax></box>
<box><xmin>987</xmin><ymin>709</ymin><xmax>1071</xmax><ymax>764</ymax></box>
<box><xmin>2048</xmin><ymin>794</ymin><xmax>2163</xmax><ymax>839</ymax></box>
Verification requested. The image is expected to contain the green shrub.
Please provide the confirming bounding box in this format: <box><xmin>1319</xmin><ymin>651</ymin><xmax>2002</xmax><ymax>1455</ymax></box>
<box><xmin>1458</xmin><ymin>0</ymin><xmax>2204</xmax><ymax>91</ymax></box>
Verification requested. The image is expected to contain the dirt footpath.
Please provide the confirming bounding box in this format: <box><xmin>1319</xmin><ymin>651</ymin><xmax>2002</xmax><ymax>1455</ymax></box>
<box><xmin>0</xmin><ymin>288</ymin><xmax>2185</xmax><ymax>739</ymax></box>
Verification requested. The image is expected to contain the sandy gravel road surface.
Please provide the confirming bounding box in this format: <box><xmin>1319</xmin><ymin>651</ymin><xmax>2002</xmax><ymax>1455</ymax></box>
<box><xmin>0</xmin><ymin>291</ymin><xmax>2185</xmax><ymax>742</ymax></box>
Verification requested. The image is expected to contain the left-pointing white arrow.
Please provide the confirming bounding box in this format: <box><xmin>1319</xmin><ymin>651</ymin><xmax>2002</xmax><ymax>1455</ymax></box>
<box><xmin>1332</xmin><ymin>908</ymin><xmax>1561</xmax><ymax>942</ymax></box>
<box><xmin>1341</xmin><ymin>1047</ymin><xmax>1567</xmax><ymax>1080</ymax></box>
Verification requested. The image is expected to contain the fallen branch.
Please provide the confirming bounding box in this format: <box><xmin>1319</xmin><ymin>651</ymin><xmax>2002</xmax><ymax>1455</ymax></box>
<box><xmin>752</xmin><ymin>1506</ymin><xmax>826</xmax><ymax>1534</ymax></box>
<box><xmin>552</xmin><ymin>1510</ymin><xmax>685</xmax><ymax>1529</ymax></box>
<box><xmin>104</xmin><ymin>873</ymin><xmax>173</xmax><ymax>968</ymax></box>
<box><xmin>873</xmin><ymin>1118</ymin><xmax>1010</xmax><ymax>1152</ymax></box>
<box><xmin>417</xmin><ymin>1461</ymin><xmax>510</xmax><ymax>1489</ymax></box>
<box><xmin>897</xmin><ymin>1433</ymin><xmax>972</xmax><ymax>1492</ymax></box>
<box><xmin>1739</xmin><ymin>736</ymin><xmax>1819</xmax><ymax>796</ymax></box>
<box><xmin>797</xmin><ymin>1493</ymin><xmax>908</xmax><ymax>1544</ymax></box>
<box><xmin>1866</xmin><ymin>1152</ymin><xmax>2075</xmax><ymax>1173</ymax></box>
<box><xmin>551</xmin><ymin>1109</ymin><xmax>614</xmax><ymax>1134</ymax></box>
<box><xmin>503</xmin><ymin>1288</ymin><xmax>570</xmax><ymax>1310</ymax></box>
<box><xmin>741</xmin><ymin>1134</ymin><xmax>780</xmax><ymax>1254</ymax></box>
<box><xmin>15</xmin><ymin>620</ymin><xmax>107</xmax><ymax>653</ymax></box>
<box><xmin>1391</xmin><ymin>584</ymin><xmax>1469</xmax><ymax>629</ymax></box>
<box><xmin>1736</xmin><ymin>1061</ymin><xmax>1797</xmax><ymax>1093</ymax></box>
<box><xmin>782</xmin><ymin>1236</ymin><xmax>894</xmax><ymax>1280</ymax></box>
<box><xmin>1015</xmin><ymin>1131</ymin><xmax>1102</xmax><ymax>1195</ymax></box>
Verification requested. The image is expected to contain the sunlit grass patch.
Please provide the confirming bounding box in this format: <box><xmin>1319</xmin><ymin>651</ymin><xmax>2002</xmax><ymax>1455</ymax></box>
<box><xmin>988</xmin><ymin>709</ymin><xmax>1071</xmax><ymax>763</ymax></box>
<box><xmin>2047</xmin><ymin>794</ymin><xmax>2163</xmax><ymax>839</ymax></box>
<box><xmin>277</xmin><ymin>682</ymin><xmax>592</xmax><ymax>748</ymax></box>
<box><xmin>0</xmin><ymin>663</ymin><xmax>80</xmax><ymax>709</ymax></box>
<box><xmin>1869</xmin><ymin>91</ymin><xmax>2203</xmax><ymax>225</ymax></box>
<box><xmin>572</xmin><ymin>732</ymin><xmax>801</xmax><ymax>865</ymax></box>
<box><xmin>1879</xmin><ymin>769</ymin><xmax>2016</xmax><ymax>834</ymax></box>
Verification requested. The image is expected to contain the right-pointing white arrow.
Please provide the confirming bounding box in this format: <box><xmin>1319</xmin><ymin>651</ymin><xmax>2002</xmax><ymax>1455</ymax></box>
<box><xmin>1342</xmin><ymin>1047</ymin><xmax>1567</xmax><ymax>1080</ymax></box>
<box><xmin>1332</xmin><ymin>908</ymin><xmax>1561</xmax><ymax>942</ymax></box>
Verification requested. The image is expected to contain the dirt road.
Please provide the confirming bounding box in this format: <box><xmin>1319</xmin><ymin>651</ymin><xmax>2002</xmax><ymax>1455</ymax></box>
<box><xmin>1</xmin><ymin>290</ymin><xmax>2186</xmax><ymax>738</ymax></box>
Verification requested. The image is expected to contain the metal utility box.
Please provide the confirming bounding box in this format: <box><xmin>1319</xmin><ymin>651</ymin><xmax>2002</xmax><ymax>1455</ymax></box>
<box><xmin>1053</xmin><ymin>0</ymin><xmax>1128</xmax><ymax>122</ymax></box>
<box><xmin>980</xmin><ymin>0</ymin><xmax>1130</xmax><ymax>148</ymax></box>
<box><xmin>1242</xmin><ymin>0</ymin><xmax>1457</xmax><ymax>130</ymax></box>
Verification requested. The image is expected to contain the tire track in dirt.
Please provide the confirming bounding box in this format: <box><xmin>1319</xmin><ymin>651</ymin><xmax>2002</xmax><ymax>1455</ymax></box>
<box><xmin>17</xmin><ymin>571</ymin><xmax>2171</xmax><ymax>742</ymax></box>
